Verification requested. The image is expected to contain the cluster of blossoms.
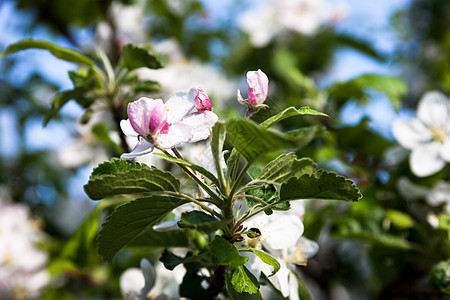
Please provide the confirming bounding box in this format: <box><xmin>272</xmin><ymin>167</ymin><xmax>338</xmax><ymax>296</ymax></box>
<box><xmin>121</xmin><ymin>70</ymin><xmax>269</xmax><ymax>158</ymax></box>
<box><xmin>0</xmin><ymin>199</ymin><xmax>50</xmax><ymax>299</ymax></box>
<box><xmin>118</xmin><ymin>69</ymin><xmax>318</xmax><ymax>298</ymax></box>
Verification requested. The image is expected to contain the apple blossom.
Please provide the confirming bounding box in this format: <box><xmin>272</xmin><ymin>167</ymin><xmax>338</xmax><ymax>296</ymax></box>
<box><xmin>237</xmin><ymin>69</ymin><xmax>269</xmax><ymax>109</ymax></box>
<box><xmin>120</xmin><ymin>87</ymin><xmax>218</xmax><ymax>159</ymax></box>
<box><xmin>393</xmin><ymin>91</ymin><xmax>450</xmax><ymax>177</ymax></box>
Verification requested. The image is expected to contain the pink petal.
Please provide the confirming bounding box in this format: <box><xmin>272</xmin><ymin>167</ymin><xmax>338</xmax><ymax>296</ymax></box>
<box><xmin>236</xmin><ymin>89</ymin><xmax>246</xmax><ymax>105</ymax></box>
<box><xmin>127</xmin><ymin>98</ymin><xmax>167</xmax><ymax>136</ymax></box>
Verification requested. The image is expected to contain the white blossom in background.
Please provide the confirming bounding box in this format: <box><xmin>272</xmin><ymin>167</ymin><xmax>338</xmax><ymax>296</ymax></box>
<box><xmin>397</xmin><ymin>177</ymin><xmax>450</xmax><ymax>213</ymax></box>
<box><xmin>137</xmin><ymin>39</ymin><xmax>236</xmax><ymax>108</ymax></box>
<box><xmin>238</xmin><ymin>0</ymin><xmax>346</xmax><ymax>48</ymax></box>
<box><xmin>242</xmin><ymin>206</ymin><xmax>318</xmax><ymax>299</ymax></box>
<box><xmin>393</xmin><ymin>91</ymin><xmax>450</xmax><ymax>177</ymax></box>
<box><xmin>0</xmin><ymin>198</ymin><xmax>50</xmax><ymax>299</ymax></box>
<box><xmin>120</xmin><ymin>258</ymin><xmax>185</xmax><ymax>300</ymax></box>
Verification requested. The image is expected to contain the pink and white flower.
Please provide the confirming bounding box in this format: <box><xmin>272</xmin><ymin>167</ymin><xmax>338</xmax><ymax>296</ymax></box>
<box><xmin>392</xmin><ymin>91</ymin><xmax>450</xmax><ymax>177</ymax></box>
<box><xmin>120</xmin><ymin>87</ymin><xmax>218</xmax><ymax>159</ymax></box>
<box><xmin>237</xmin><ymin>69</ymin><xmax>269</xmax><ymax>109</ymax></box>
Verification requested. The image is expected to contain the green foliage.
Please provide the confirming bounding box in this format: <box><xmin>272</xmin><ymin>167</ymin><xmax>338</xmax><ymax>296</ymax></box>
<box><xmin>430</xmin><ymin>259</ymin><xmax>450</xmax><ymax>295</ymax></box>
<box><xmin>97</xmin><ymin>195</ymin><xmax>189</xmax><ymax>261</ymax></box>
<box><xmin>211</xmin><ymin>236</ymin><xmax>249</xmax><ymax>267</ymax></box>
<box><xmin>178</xmin><ymin>211</ymin><xmax>233</xmax><ymax>233</ymax></box>
<box><xmin>292</xmin><ymin>272</ymin><xmax>314</xmax><ymax>300</ymax></box>
<box><xmin>257</xmin><ymin>153</ymin><xmax>316</xmax><ymax>185</ymax></box>
<box><xmin>280</xmin><ymin>170</ymin><xmax>362</xmax><ymax>202</ymax></box>
<box><xmin>260</xmin><ymin>106</ymin><xmax>328</xmax><ymax>129</ymax></box>
<box><xmin>84</xmin><ymin>158</ymin><xmax>180</xmax><ymax>200</ymax></box>
<box><xmin>211</xmin><ymin>122</ymin><xmax>228</xmax><ymax>191</ymax></box>
<box><xmin>127</xmin><ymin>229</ymin><xmax>189</xmax><ymax>249</ymax></box>
<box><xmin>121</xmin><ymin>44</ymin><xmax>164</xmax><ymax>70</ymax></box>
<box><xmin>231</xmin><ymin>265</ymin><xmax>260</xmax><ymax>294</ymax></box>
<box><xmin>226</xmin><ymin>119</ymin><xmax>303</xmax><ymax>162</ymax></box>
<box><xmin>328</xmin><ymin>73</ymin><xmax>408</xmax><ymax>110</ymax></box>
<box><xmin>159</xmin><ymin>249</ymin><xmax>184</xmax><ymax>271</ymax></box>
<box><xmin>1</xmin><ymin>39</ymin><xmax>95</xmax><ymax>66</ymax></box>
<box><xmin>226</xmin><ymin>272</ymin><xmax>263</xmax><ymax>300</ymax></box>
<box><xmin>245</xmin><ymin>183</ymin><xmax>288</xmax><ymax>214</ymax></box>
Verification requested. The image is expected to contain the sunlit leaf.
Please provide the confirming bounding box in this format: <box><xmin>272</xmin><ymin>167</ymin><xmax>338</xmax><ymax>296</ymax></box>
<box><xmin>97</xmin><ymin>194</ymin><xmax>189</xmax><ymax>261</ymax></box>
<box><xmin>260</xmin><ymin>106</ymin><xmax>328</xmax><ymax>129</ymax></box>
<box><xmin>84</xmin><ymin>158</ymin><xmax>179</xmax><ymax>200</ymax></box>
<box><xmin>231</xmin><ymin>265</ymin><xmax>259</xmax><ymax>294</ymax></box>
<box><xmin>250</xmin><ymin>249</ymin><xmax>280</xmax><ymax>277</ymax></box>
<box><xmin>121</xmin><ymin>44</ymin><xmax>164</xmax><ymax>70</ymax></box>
<box><xmin>1</xmin><ymin>38</ymin><xmax>94</xmax><ymax>66</ymax></box>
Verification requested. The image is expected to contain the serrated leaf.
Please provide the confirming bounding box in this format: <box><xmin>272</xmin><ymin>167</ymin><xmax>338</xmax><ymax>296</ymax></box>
<box><xmin>280</xmin><ymin>170</ymin><xmax>362</xmax><ymax>202</ymax></box>
<box><xmin>257</xmin><ymin>153</ymin><xmax>316</xmax><ymax>184</ymax></box>
<box><xmin>261</xmin><ymin>106</ymin><xmax>328</xmax><ymax>129</ymax></box>
<box><xmin>1</xmin><ymin>39</ymin><xmax>95</xmax><ymax>66</ymax></box>
<box><xmin>153</xmin><ymin>153</ymin><xmax>219</xmax><ymax>187</ymax></box>
<box><xmin>245</xmin><ymin>184</ymin><xmax>288</xmax><ymax>213</ymax></box>
<box><xmin>231</xmin><ymin>265</ymin><xmax>260</xmax><ymax>294</ymax></box>
<box><xmin>84</xmin><ymin>158</ymin><xmax>179</xmax><ymax>200</ymax></box>
<box><xmin>226</xmin><ymin>272</ymin><xmax>263</xmax><ymax>300</ymax></box>
<box><xmin>250</xmin><ymin>249</ymin><xmax>280</xmax><ymax>277</ymax></box>
<box><xmin>127</xmin><ymin>229</ymin><xmax>188</xmax><ymax>248</ymax></box>
<box><xmin>121</xmin><ymin>44</ymin><xmax>163</xmax><ymax>70</ymax></box>
<box><xmin>226</xmin><ymin>119</ymin><xmax>299</xmax><ymax>162</ymax></box>
<box><xmin>97</xmin><ymin>195</ymin><xmax>189</xmax><ymax>261</ymax></box>
<box><xmin>211</xmin><ymin>236</ymin><xmax>248</xmax><ymax>267</ymax></box>
<box><xmin>178</xmin><ymin>211</ymin><xmax>233</xmax><ymax>233</ymax></box>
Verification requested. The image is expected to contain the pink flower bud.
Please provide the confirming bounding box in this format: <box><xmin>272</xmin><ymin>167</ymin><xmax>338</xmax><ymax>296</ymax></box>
<box><xmin>246</xmin><ymin>69</ymin><xmax>269</xmax><ymax>106</ymax></box>
<box><xmin>194</xmin><ymin>87</ymin><xmax>212</xmax><ymax>111</ymax></box>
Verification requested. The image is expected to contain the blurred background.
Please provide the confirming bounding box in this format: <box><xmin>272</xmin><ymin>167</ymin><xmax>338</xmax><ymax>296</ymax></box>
<box><xmin>0</xmin><ymin>0</ymin><xmax>449</xmax><ymax>299</ymax></box>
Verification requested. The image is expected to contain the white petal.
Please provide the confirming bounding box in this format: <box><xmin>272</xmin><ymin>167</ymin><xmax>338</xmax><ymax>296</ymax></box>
<box><xmin>120</xmin><ymin>119</ymin><xmax>139</xmax><ymax>137</ymax></box>
<box><xmin>120</xmin><ymin>268</ymin><xmax>145</xmax><ymax>300</ymax></box>
<box><xmin>410</xmin><ymin>142</ymin><xmax>446</xmax><ymax>177</ymax></box>
<box><xmin>440</xmin><ymin>137</ymin><xmax>450</xmax><ymax>161</ymax></box>
<box><xmin>120</xmin><ymin>140</ymin><xmax>154</xmax><ymax>160</ymax></box>
<box><xmin>288</xmin><ymin>271</ymin><xmax>300</xmax><ymax>300</ymax></box>
<box><xmin>157</xmin><ymin>122</ymin><xmax>193</xmax><ymax>149</ymax></box>
<box><xmin>268</xmin><ymin>261</ymin><xmax>290</xmax><ymax>297</ymax></box>
<box><xmin>140</xmin><ymin>259</ymin><xmax>156</xmax><ymax>297</ymax></box>
<box><xmin>427</xmin><ymin>181</ymin><xmax>450</xmax><ymax>207</ymax></box>
<box><xmin>297</xmin><ymin>237</ymin><xmax>319</xmax><ymax>258</ymax></box>
<box><xmin>165</xmin><ymin>88</ymin><xmax>196</xmax><ymax>124</ymax></box>
<box><xmin>417</xmin><ymin>91</ymin><xmax>450</xmax><ymax>128</ymax></box>
<box><xmin>392</xmin><ymin>118</ymin><xmax>432</xmax><ymax>150</ymax></box>
<box><xmin>263</xmin><ymin>213</ymin><xmax>304</xmax><ymax>250</ymax></box>
<box><xmin>180</xmin><ymin>111</ymin><xmax>219</xmax><ymax>143</ymax></box>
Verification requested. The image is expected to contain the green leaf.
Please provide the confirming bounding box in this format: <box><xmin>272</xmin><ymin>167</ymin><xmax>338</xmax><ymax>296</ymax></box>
<box><xmin>257</xmin><ymin>153</ymin><xmax>316</xmax><ymax>185</ymax></box>
<box><xmin>250</xmin><ymin>249</ymin><xmax>280</xmax><ymax>277</ymax></box>
<box><xmin>245</xmin><ymin>183</ymin><xmax>288</xmax><ymax>213</ymax></box>
<box><xmin>43</xmin><ymin>89</ymin><xmax>84</xmax><ymax>126</ymax></box>
<box><xmin>91</xmin><ymin>123</ymin><xmax>122</xmax><ymax>154</ymax></box>
<box><xmin>285</xmin><ymin>124</ymin><xmax>327</xmax><ymax>148</ymax></box>
<box><xmin>178</xmin><ymin>211</ymin><xmax>233</xmax><ymax>233</ymax></box>
<box><xmin>127</xmin><ymin>229</ymin><xmax>188</xmax><ymax>248</ymax></box>
<box><xmin>84</xmin><ymin>158</ymin><xmax>179</xmax><ymax>200</ymax></box>
<box><xmin>231</xmin><ymin>265</ymin><xmax>260</xmax><ymax>294</ymax></box>
<box><xmin>97</xmin><ymin>194</ymin><xmax>189</xmax><ymax>261</ymax></box>
<box><xmin>430</xmin><ymin>260</ymin><xmax>450</xmax><ymax>295</ymax></box>
<box><xmin>159</xmin><ymin>249</ymin><xmax>184</xmax><ymax>271</ymax></box>
<box><xmin>226</xmin><ymin>272</ymin><xmax>263</xmax><ymax>300</ymax></box>
<box><xmin>247</xmin><ymin>166</ymin><xmax>261</xmax><ymax>180</ymax></box>
<box><xmin>280</xmin><ymin>170</ymin><xmax>362</xmax><ymax>202</ymax></box>
<box><xmin>211</xmin><ymin>236</ymin><xmax>248</xmax><ymax>267</ymax></box>
<box><xmin>226</xmin><ymin>119</ymin><xmax>299</xmax><ymax>162</ymax></box>
<box><xmin>153</xmin><ymin>153</ymin><xmax>219</xmax><ymax>187</ymax></box>
<box><xmin>292</xmin><ymin>272</ymin><xmax>314</xmax><ymax>300</ymax></box>
<box><xmin>385</xmin><ymin>209</ymin><xmax>414</xmax><ymax>229</ymax></box>
<box><xmin>328</xmin><ymin>73</ymin><xmax>407</xmax><ymax>110</ymax></box>
<box><xmin>1</xmin><ymin>39</ymin><xmax>95</xmax><ymax>66</ymax></box>
<box><xmin>121</xmin><ymin>44</ymin><xmax>164</xmax><ymax>70</ymax></box>
<box><xmin>260</xmin><ymin>106</ymin><xmax>328</xmax><ymax>129</ymax></box>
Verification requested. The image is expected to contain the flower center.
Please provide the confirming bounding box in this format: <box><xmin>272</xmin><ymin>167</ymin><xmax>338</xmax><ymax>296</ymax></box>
<box><xmin>430</xmin><ymin>126</ymin><xmax>447</xmax><ymax>143</ymax></box>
